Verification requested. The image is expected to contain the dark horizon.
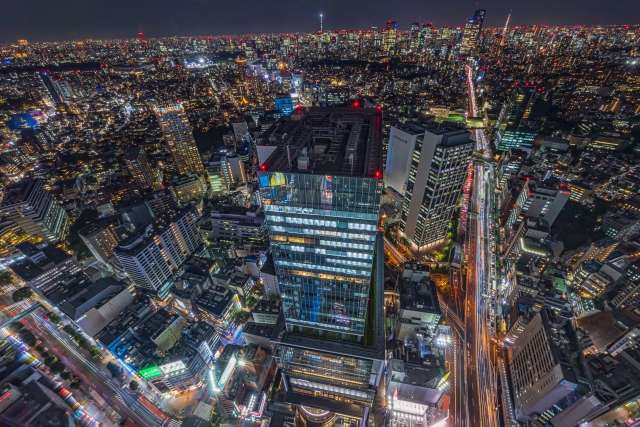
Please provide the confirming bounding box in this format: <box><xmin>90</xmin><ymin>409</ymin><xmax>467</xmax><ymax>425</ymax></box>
<box><xmin>2</xmin><ymin>0</ymin><xmax>639</xmax><ymax>44</ymax></box>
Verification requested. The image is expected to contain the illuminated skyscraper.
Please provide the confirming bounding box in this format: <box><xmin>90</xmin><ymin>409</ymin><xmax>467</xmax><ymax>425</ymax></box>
<box><xmin>153</xmin><ymin>102</ymin><xmax>205</xmax><ymax>176</ymax></box>
<box><xmin>0</xmin><ymin>178</ymin><xmax>69</xmax><ymax>242</ymax></box>
<box><xmin>115</xmin><ymin>207</ymin><xmax>202</xmax><ymax>298</ymax></box>
<box><xmin>400</xmin><ymin>124</ymin><xmax>473</xmax><ymax>250</ymax></box>
<box><xmin>259</xmin><ymin>107</ymin><xmax>386</xmax><ymax>424</ymax></box>
<box><xmin>409</xmin><ymin>22</ymin><xmax>421</xmax><ymax>52</ymax></box>
<box><xmin>125</xmin><ymin>145</ymin><xmax>156</xmax><ymax>190</ymax></box>
<box><xmin>383</xmin><ymin>20</ymin><xmax>398</xmax><ymax>55</ymax></box>
<box><xmin>79</xmin><ymin>220</ymin><xmax>121</xmax><ymax>271</ymax></box>
<box><xmin>259</xmin><ymin>107</ymin><xmax>383</xmax><ymax>337</ymax></box>
<box><xmin>460</xmin><ymin>9</ymin><xmax>486</xmax><ymax>55</ymax></box>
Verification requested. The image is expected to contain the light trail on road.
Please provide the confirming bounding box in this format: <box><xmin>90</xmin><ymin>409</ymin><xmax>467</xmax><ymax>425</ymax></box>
<box><xmin>451</xmin><ymin>62</ymin><xmax>498</xmax><ymax>427</ymax></box>
<box><xmin>28</xmin><ymin>310</ymin><xmax>174</xmax><ymax>427</ymax></box>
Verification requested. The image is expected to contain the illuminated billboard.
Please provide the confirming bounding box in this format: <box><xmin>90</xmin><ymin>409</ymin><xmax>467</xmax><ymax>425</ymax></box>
<box><xmin>138</xmin><ymin>364</ymin><xmax>162</xmax><ymax>380</ymax></box>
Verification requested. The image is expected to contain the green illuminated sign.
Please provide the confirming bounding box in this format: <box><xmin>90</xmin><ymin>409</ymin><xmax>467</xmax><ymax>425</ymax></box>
<box><xmin>138</xmin><ymin>364</ymin><xmax>162</xmax><ymax>380</ymax></box>
<box><xmin>446</xmin><ymin>113</ymin><xmax>465</xmax><ymax>123</ymax></box>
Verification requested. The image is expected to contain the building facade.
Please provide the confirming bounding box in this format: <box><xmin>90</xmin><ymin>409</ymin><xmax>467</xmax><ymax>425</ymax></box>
<box><xmin>400</xmin><ymin>125</ymin><xmax>473</xmax><ymax>250</ymax></box>
<box><xmin>153</xmin><ymin>102</ymin><xmax>205</xmax><ymax>176</ymax></box>
<box><xmin>0</xmin><ymin>179</ymin><xmax>69</xmax><ymax>243</ymax></box>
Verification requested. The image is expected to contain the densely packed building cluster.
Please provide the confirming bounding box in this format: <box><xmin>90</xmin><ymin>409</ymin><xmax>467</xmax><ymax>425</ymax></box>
<box><xmin>0</xmin><ymin>12</ymin><xmax>638</xmax><ymax>427</ymax></box>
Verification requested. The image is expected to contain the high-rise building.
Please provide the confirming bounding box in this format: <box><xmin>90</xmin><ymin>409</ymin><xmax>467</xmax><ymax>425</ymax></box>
<box><xmin>153</xmin><ymin>102</ymin><xmax>205</xmax><ymax>176</ymax></box>
<box><xmin>0</xmin><ymin>178</ymin><xmax>69</xmax><ymax>242</ymax></box>
<box><xmin>125</xmin><ymin>145</ymin><xmax>156</xmax><ymax>190</ymax></box>
<box><xmin>507</xmin><ymin>310</ymin><xmax>600</xmax><ymax>425</ymax></box>
<box><xmin>460</xmin><ymin>9</ymin><xmax>486</xmax><ymax>55</ymax></box>
<box><xmin>206</xmin><ymin>157</ymin><xmax>233</xmax><ymax>196</ymax></box>
<box><xmin>259</xmin><ymin>107</ymin><xmax>382</xmax><ymax>336</ymax></box>
<box><xmin>383</xmin><ymin>20</ymin><xmax>398</xmax><ymax>55</ymax></box>
<box><xmin>384</xmin><ymin>123</ymin><xmax>422</xmax><ymax>195</ymax></box>
<box><xmin>259</xmin><ymin>107</ymin><xmax>386</xmax><ymax>424</ymax></box>
<box><xmin>400</xmin><ymin>124</ymin><xmax>473</xmax><ymax>250</ymax></box>
<box><xmin>409</xmin><ymin>22</ymin><xmax>421</xmax><ymax>52</ymax></box>
<box><xmin>170</xmin><ymin>174</ymin><xmax>206</xmax><ymax>206</ymax></box>
<box><xmin>115</xmin><ymin>207</ymin><xmax>202</xmax><ymax>298</ymax></box>
<box><xmin>611</xmin><ymin>261</ymin><xmax>640</xmax><ymax>309</ymax></box>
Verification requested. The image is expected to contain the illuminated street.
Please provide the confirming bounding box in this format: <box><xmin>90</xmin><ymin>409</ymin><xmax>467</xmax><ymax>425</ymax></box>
<box><xmin>0</xmin><ymin>4</ymin><xmax>638</xmax><ymax>426</ymax></box>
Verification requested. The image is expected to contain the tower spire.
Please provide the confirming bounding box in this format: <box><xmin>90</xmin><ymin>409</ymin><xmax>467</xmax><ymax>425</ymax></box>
<box><xmin>501</xmin><ymin>12</ymin><xmax>511</xmax><ymax>47</ymax></box>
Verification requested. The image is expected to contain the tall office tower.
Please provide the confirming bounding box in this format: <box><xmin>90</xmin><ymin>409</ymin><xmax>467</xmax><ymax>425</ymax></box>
<box><xmin>418</xmin><ymin>23</ymin><xmax>433</xmax><ymax>52</ymax></box>
<box><xmin>226</xmin><ymin>154</ymin><xmax>247</xmax><ymax>184</ymax></box>
<box><xmin>206</xmin><ymin>157</ymin><xmax>233</xmax><ymax>196</ymax></box>
<box><xmin>155</xmin><ymin>207</ymin><xmax>202</xmax><ymax>269</ymax></box>
<box><xmin>115</xmin><ymin>233</ymin><xmax>172</xmax><ymax>297</ymax></box>
<box><xmin>259</xmin><ymin>107</ymin><xmax>385</xmax><ymax>424</ymax></box>
<box><xmin>125</xmin><ymin>145</ymin><xmax>156</xmax><ymax>190</ymax></box>
<box><xmin>0</xmin><ymin>178</ymin><xmax>69</xmax><ymax>242</ymax></box>
<box><xmin>115</xmin><ymin>207</ymin><xmax>201</xmax><ymax>298</ymax></box>
<box><xmin>507</xmin><ymin>310</ymin><xmax>599</xmax><ymax>425</ymax></box>
<box><xmin>384</xmin><ymin>123</ymin><xmax>422</xmax><ymax>195</ymax></box>
<box><xmin>400</xmin><ymin>125</ymin><xmax>473</xmax><ymax>250</ymax></box>
<box><xmin>145</xmin><ymin>190</ymin><xmax>179</xmax><ymax>219</ymax></box>
<box><xmin>382</xmin><ymin>20</ymin><xmax>398</xmax><ymax>55</ymax></box>
<box><xmin>460</xmin><ymin>9</ymin><xmax>486</xmax><ymax>55</ymax></box>
<box><xmin>409</xmin><ymin>22</ymin><xmax>421</xmax><ymax>52</ymax></box>
<box><xmin>153</xmin><ymin>102</ymin><xmax>205</xmax><ymax>176</ymax></box>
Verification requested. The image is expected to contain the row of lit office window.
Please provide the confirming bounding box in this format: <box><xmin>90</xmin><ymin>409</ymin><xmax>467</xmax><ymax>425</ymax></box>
<box><xmin>276</xmin><ymin>260</ymin><xmax>371</xmax><ymax>277</ymax></box>
<box><xmin>270</xmin><ymin>225</ymin><xmax>375</xmax><ymax>241</ymax></box>
<box><xmin>278</xmin><ymin>244</ymin><xmax>372</xmax><ymax>260</ymax></box>
<box><xmin>267</xmin><ymin>214</ymin><xmax>376</xmax><ymax>232</ymax></box>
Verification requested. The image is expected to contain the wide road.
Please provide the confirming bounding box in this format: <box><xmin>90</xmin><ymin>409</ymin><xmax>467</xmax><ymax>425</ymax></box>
<box><xmin>26</xmin><ymin>310</ymin><xmax>173</xmax><ymax>427</ymax></box>
<box><xmin>461</xmin><ymin>63</ymin><xmax>499</xmax><ymax>427</ymax></box>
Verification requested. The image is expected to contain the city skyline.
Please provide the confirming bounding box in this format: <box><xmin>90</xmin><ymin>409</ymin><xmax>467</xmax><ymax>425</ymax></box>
<box><xmin>0</xmin><ymin>5</ymin><xmax>639</xmax><ymax>427</ymax></box>
<box><xmin>1</xmin><ymin>0</ymin><xmax>640</xmax><ymax>43</ymax></box>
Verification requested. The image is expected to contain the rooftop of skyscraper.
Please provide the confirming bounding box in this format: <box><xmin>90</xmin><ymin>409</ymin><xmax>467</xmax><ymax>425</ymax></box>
<box><xmin>260</xmin><ymin>106</ymin><xmax>383</xmax><ymax>178</ymax></box>
<box><xmin>395</xmin><ymin>120</ymin><xmax>471</xmax><ymax>145</ymax></box>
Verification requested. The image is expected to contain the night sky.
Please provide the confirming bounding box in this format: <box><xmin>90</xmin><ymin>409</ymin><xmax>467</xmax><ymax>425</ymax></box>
<box><xmin>2</xmin><ymin>0</ymin><xmax>639</xmax><ymax>43</ymax></box>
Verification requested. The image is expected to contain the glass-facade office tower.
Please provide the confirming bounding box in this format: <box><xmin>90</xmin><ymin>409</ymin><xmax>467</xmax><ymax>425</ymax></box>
<box><xmin>153</xmin><ymin>102</ymin><xmax>205</xmax><ymax>176</ymax></box>
<box><xmin>259</xmin><ymin>107</ymin><xmax>385</xmax><ymax>425</ymax></box>
<box><xmin>400</xmin><ymin>125</ymin><xmax>473</xmax><ymax>250</ymax></box>
<box><xmin>260</xmin><ymin>173</ymin><xmax>380</xmax><ymax>337</ymax></box>
<box><xmin>259</xmin><ymin>107</ymin><xmax>383</xmax><ymax>338</ymax></box>
<box><xmin>460</xmin><ymin>9</ymin><xmax>486</xmax><ymax>55</ymax></box>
